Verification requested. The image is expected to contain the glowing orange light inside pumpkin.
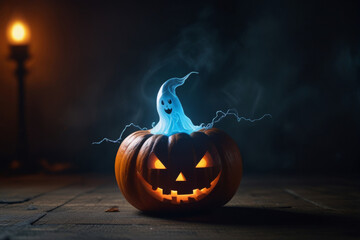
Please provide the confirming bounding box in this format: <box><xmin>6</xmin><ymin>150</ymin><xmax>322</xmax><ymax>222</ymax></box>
<box><xmin>148</xmin><ymin>154</ymin><xmax>166</xmax><ymax>169</ymax></box>
<box><xmin>154</xmin><ymin>159</ymin><xmax>166</xmax><ymax>169</ymax></box>
<box><xmin>137</xmin><ymin>171</ymin><xmax>221</xmax><ymax>204</ymax></box>
<box><xmin>176</xmin><ymin>172</ymin><xmax>186</xmax><ymax>181</ymax></box>
<box><xmin>196</xmin><ymin>152</ymin><xmax>213</xmax><ymax>168</ymax></box>
<box><xmin>7</xmin><ymin>21</ymin><xmax>30</xmax><ymax>45</ymax></box>
<box><xmin>141</xmin><ymin>151</ymin><xmax>220</xmax><ymax>204</ymax></box>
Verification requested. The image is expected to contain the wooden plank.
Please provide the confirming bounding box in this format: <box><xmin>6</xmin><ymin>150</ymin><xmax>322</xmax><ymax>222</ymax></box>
<box><xmin>284</xmin><ymin>185</ymin><xmax>360</xmax><ymax>215</ymax></box>
<box><xmin>0</xmin><ymin>175</ymin><xmax>81</xmax><ymax>204</ymax></box>
<box><xmin>1</xmin><ymin>175</ymin><xmax>359</xmax><ymax>240</ymax></box>
<box><xmin>0</xmin><ymin>176</ymin><xmax>104</xmax><ymax>227</ymax></box>
<box><xmin>4</xmin><ymin>222</ymin><xmax>360</xmax><ymax>240</ymax></box>
<box><xmin>35</xmin><ymin>176</ymin><xmax>334</xmax><ymax>226</ymax></box>
<box><xmin>239</xmin><ymin>175</ymin><xmax>360</xmax><ymax>214</ymax></box>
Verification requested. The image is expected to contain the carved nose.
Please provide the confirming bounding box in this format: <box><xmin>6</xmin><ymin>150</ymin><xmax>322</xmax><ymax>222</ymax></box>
<box><xmin>176</xmin><ymin>172</ymin><xmax>186</xmax><ymax>181</ymax></box>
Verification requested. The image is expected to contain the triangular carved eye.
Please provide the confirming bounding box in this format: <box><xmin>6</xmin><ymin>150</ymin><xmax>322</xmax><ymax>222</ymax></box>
<box><xmin>196</xmin><ymin>152</ymin><xmax>213</xmax><ymax>168</ymax></box>
<box><xmin>149</xmin><ymin>153</ymin><xmax>166</xmax><ymax>169</ymax></box>
<box><xmin>154</xmin><ymin>159</ymin><xmax>166</xmax><ymax>169</ymax></box>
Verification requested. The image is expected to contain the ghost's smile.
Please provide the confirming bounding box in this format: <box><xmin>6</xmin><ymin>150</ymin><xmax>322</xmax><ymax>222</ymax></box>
<box><xmin>165</xmin><ymin>108</ymin><xmax>172</xmax><ymax>114</ymax></box>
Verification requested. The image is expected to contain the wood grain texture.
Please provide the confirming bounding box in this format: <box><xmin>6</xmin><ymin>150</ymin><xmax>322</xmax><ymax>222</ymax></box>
<box><xmin>0</xmin><ymin>174</ymin><xmax>359</xmax><ymax>240</ymax></box>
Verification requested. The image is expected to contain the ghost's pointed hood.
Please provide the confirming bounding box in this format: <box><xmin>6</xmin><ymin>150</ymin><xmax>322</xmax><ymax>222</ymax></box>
<box><xmin>159</xmin><ymin>71</ymin><xmax>198</xmax><ymax>95</ymax></box>
<box><xmin>151</xmin><ymin>72</ymin><xmax>202</xmax><ymax>136</ymax></box>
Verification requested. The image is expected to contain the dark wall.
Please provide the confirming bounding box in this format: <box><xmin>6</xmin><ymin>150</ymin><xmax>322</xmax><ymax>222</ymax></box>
<box><xmin>0</xmin><ymin>0</ymin><xmax>359</xmax><ymax>174</ymax></box>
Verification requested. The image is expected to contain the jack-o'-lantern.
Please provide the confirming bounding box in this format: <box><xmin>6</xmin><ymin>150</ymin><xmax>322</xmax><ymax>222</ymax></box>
<box><xmin>114</xmin><ymin>72</ymin><xmax>243</xmax><ymax>211</ymax></box>
<box><xmin>115</xmin><ymin>128</ymin><xmax>242</xmax><ymax>211</ymax></box>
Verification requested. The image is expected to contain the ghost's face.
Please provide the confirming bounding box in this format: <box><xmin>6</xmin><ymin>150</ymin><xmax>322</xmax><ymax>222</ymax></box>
<box><xmin>156</xmin><ymin>89</ymin><xmax>185</xmax><ymax>124</ymax></box>
<box><xmin>161</xmin><ymin>98</ymin><xmax>173</xmax><ymax>115</ymax></box>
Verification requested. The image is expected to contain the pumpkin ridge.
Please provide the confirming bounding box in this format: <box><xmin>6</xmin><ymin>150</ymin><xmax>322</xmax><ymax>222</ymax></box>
<box><xmin>115</xmin><ymin>131</ymin><xmax>148</xmax><ymax>188</ymax></box>
<box><xmin>116</xmin><ymin>131</ymin><xmax>152</xmax><ymax>208</ymax></box>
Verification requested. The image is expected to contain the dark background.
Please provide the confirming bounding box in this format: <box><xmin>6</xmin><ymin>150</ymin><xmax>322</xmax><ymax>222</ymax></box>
<box><xmin>0</xmin><ymin>0</ymin><xmax>359</xmax><ymax>175</ymax></box>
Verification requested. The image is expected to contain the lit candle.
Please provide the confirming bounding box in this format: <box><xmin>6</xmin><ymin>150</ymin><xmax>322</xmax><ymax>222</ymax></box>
<box><xmin>7</xmin><ymin>19</ymin><xmax>31</xmax><ymax>172</ymax></box>
<box><xmin>8</xmin><ymin>21</ymin><xmax>30</xmax><ymax>45</ymax></box>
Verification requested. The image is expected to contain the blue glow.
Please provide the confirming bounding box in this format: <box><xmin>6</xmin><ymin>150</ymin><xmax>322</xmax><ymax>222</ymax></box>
<box><xmin>151</xmin><ymin>72</ymin><xmax>202</xmax><ymax>136</ymax></box>
<box><xmin>92</xmin><ymin>72</ymin><xmax>272</xmax><ymax>144</ymax></box>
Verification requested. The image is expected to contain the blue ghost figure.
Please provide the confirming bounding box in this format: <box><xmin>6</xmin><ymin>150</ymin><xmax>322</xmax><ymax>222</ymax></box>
<box><xmin>151</xmin><ymin>72</ymin><xmax>203</xmax><ymax>136</ymax></box>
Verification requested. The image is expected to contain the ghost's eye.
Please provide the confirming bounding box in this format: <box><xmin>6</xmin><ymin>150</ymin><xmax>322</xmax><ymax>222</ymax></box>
<box><xmin>149</xmin><ymin>153</ymin><xmax>166</xmax><ymax>169</ymax></box>
<box><xmin>196</xmin><ymin>152</ymin><xmax>213</xmax><ymax>168</ymax></box>
<box><xmin>168</xmin><ymin>99</ymin><xmax>172</xmax><ymax>104</ymax></box>
<box><xmin>161</xmin><ymin>100</ymin><xmax>164</xmax><ymax>105</ymax></box>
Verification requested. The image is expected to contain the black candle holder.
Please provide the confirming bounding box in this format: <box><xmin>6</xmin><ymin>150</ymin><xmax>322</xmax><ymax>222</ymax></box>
<box><xmin>9</xmin><ymin>44</ymin><xmax>31</xmax><ymax>172</ymax></box>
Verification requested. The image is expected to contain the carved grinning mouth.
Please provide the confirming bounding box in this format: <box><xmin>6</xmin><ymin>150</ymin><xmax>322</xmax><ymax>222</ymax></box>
<box><xmin>164</xmin><ymin>108</ymin><xmax>172</xmax><ymax>114</ymax></box>
<box><xmin>137</xmin><ymin>171</ymin><xmax>221</xmax><ymax>204</ymax></box>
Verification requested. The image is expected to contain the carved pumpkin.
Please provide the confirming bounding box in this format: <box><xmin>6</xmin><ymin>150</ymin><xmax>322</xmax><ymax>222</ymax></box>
<box><xmin>115</xmin><ymin>128</ymin><xmax>242</xmax><ymax>211</ymax></box>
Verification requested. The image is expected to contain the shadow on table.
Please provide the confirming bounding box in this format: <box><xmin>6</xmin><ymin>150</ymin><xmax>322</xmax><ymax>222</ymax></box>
<box><xmin>140</xmin><ymin>206</ymin><xmax>358</xmax><ymax>226</ymax></box>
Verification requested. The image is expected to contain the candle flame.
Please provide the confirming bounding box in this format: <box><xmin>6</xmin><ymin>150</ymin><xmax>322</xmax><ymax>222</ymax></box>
<box><xmin>8</xmin><ymin>21</ymin><xmax>30</xmax><ymax>45</ymax></box>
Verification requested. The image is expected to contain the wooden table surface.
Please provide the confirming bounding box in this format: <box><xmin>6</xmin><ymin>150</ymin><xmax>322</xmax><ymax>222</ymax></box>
<box><xmin>0</xmin><ymin>174</ymin><xmax>359</xmax><ymax>240</ymax></box>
